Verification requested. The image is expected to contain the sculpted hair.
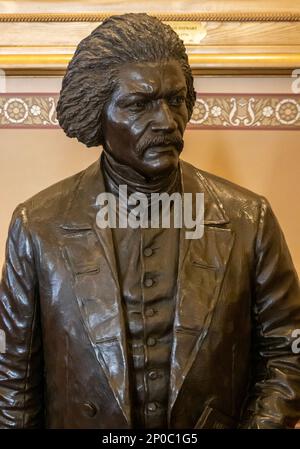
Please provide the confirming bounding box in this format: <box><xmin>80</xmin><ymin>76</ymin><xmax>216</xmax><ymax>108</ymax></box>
<box><xmin>56</xmin><ymin>13</ymin><xmax>196</xmax><ymax>147</ymax></box>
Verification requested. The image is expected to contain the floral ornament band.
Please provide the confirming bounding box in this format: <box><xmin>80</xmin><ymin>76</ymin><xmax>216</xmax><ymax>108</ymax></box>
<box><xmin>0</xmin><ymin>93</ymin><xmax>299</xmax><ymax>129</ymax></box>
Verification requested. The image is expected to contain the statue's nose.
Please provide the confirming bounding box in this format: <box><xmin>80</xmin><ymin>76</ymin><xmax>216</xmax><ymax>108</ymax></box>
<box><xmin>151</xmin><ymin>99</ymin><xmax>177</xmax><ymax>133</ymax></box>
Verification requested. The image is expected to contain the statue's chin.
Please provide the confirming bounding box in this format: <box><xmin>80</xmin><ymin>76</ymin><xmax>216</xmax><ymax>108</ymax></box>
<box><xmin>140</xmin><ymin>160</ymin><xmax>179</xmax><ymax>182</ymax></box>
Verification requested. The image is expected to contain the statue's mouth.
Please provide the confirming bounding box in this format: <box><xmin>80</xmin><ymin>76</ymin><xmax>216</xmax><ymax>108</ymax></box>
<box><xmin>146</xmin><ymin>144</ymin><xmax>175</xmax><ymax>153</ymax></box>
<box><xmin>137</xmin><ymin>136</ymin><xmax>184</xmax><ymax>155</ymax></box>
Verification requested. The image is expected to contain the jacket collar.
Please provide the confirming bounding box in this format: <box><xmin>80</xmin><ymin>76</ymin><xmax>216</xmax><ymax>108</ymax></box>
<box><xmin>61</xmin><ymin>156</ymin><xmax>230</xmax><ymax>229</ymax></box>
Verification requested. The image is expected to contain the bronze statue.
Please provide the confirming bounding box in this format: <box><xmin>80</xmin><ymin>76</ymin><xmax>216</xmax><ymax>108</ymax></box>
<box><xmin>0</xmin><ymin>13</ymin><xmax>300</xmax><ymax>429</ymax></box>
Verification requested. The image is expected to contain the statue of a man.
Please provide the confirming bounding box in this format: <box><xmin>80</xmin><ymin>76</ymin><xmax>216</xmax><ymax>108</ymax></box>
<box><xmin>0</xmin><ymin>13</ymin><xmax>300</xmax><ymax>429</ymax></box>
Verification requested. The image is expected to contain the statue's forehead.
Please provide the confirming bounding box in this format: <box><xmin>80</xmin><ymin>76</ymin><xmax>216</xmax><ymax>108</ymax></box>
<box><xmin>115</xmin><ymin>60</ymin><xmax>186</xmax><ymax>95</ymax></box>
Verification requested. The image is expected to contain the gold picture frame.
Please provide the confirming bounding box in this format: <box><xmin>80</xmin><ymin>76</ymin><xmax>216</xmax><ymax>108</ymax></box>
<box><xmin>0</xmin><ymin>3</ymin><xmax>300</xmax><ymax>75</ymax></box>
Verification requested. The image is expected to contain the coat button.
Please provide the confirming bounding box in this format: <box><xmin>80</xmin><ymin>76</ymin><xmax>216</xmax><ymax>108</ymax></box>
<box><xmin>144</xmin><ymin>278</ymin><xmax>154</xmax><ymax>287</ymax></box>
<box><xmin>147</xmin><ymin>337</ymin><xmax>157</xmax><ymax>346</ymax></box>
<box><xmin>143</xmin><ymin>247</ymin><xmax>153</xmax><ymax>257</ymax></box>
<box><xmin>148</xmin><ymin>370</ymin><xmax>159</xmax><ymax>380</ymax></box>
<box><xmin>147</xmin><ymin>402</ymin><xmax>158</xmax><ymax>412</ymax></box>
<box><xmin>83</xmin><ymin>401</ymin><xmax>97</xmax><ymax>417</ymax></box>
<box><xmin>145</xmin><ymin>308</ymin><xmax>155</xmax><ymax>317</ymax></box>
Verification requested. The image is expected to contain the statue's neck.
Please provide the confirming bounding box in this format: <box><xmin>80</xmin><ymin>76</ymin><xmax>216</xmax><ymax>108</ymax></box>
<box><xmin>101</xmin><ymin>151</ymin><xmax>180</xmax><ymax>196</ymax></box>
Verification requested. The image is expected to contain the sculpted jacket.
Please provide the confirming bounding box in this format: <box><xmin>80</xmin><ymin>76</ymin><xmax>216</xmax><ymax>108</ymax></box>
<box><xmin>0</xmin><ymin>158</ymin><xmax>300</xmax><ymax>429</ymax></box>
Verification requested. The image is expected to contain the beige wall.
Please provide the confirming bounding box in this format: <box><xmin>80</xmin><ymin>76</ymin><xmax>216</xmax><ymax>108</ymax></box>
<box><xmin>0</xmin><ymin>126</ymin><xmax>299</xmax><ymax>275</ymax></box>
<box><xmin>183</xmin><ymin>130</ymin><xmax>300</xmax><ymax>274</ymax></box>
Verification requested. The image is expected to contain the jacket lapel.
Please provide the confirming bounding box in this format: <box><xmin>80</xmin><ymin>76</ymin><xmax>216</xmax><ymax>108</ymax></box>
<box><xmin>59</xmin><ymin>158</ymin><xmax>131</xmax><ymax>426</ymax></box>
<box><xmin>168</xmin><ymin>162</ymin><xmax>235</xmax><ymax>424</ymax></box>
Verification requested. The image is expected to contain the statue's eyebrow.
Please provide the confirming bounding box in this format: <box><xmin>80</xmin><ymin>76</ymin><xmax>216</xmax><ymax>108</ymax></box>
<box><xmin>116</xmin><ymin>87</ymin><xmax>187</xmax><ymax>105</ymax></box>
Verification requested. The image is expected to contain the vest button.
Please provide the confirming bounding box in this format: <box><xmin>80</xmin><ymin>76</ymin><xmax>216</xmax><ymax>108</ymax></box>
<box><xmin>145</xmin><ymin>308</ymin><xmax>155</xmax><ymax>317</ymax></box>
<box><xmin>144</xmin><ymin>278</ymin><xmax>154</xmax><ymax>287</ymax></box>
<box><xmin>143</xmin><ymin>247</ymin><xmax>153</xmax><ymax>257</ymax></box>
<box><xmin>148</xmin><ymin>370</ymin><xmax>159</xmax><ymax>380</ymax></box>
<box><xmin>83</xmin><ymin>401</ymin><xmax>97</xmax><ymax>417</ymax></box>
<box><xmin>147</xmin><ymin>402</ymin><xmax>158</xmax><ymax>412</ymax></box>
<box><xmin>147</xmin><ymin>337</ymin><xmax>157</xmax><ymax>346</ymax></box>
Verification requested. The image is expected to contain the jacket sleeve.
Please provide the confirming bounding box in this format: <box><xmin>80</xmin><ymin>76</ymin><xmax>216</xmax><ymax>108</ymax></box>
<box><xmin>0</xmin><ymin>204</ymin><xmax>44</xmax><ymax>428</ymax></box>
<box><xmin>240</xmin><ymin>197</ymin><xmax>300</xmax><ymax>428</ymax></box>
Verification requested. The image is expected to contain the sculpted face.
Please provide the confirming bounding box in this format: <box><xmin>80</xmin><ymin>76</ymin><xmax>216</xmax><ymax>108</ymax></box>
<box><xmin>101</xmin><ymin>60</ymin><xmax>189</xmax><ymax>179</ymax></box>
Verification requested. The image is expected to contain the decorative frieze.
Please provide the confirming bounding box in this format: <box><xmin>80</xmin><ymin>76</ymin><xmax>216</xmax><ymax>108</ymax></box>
<box><xmin>0</xmin><ymin>93</ymin><xmax>299</xmax><ymax>129</ymax></box>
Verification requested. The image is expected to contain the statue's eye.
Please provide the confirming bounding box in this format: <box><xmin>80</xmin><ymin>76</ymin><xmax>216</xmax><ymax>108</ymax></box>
<box><xmin>168</xmin><ymin>96</ymin><xmax>185</xmax><ymax>106</ymax></box>
<box><xmin>130</xmin><ymin>100</ymin><xmax>146</xmax><ymax>111</ymax></box>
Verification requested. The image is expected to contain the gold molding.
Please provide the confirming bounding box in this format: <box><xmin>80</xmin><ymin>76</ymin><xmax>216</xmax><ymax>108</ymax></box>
<box><xmin>0</xmin><ymin>54</ymin><xmax>70</xmax><ymax>66</ymax></box>
<box><xmin>0</xmin><ymin>12</ymin><xmax>300</xmax><ymax>22</ymax></box>
<box><xmin>1</xmin><ymin>12</ymin><xmax>299</xmax><ymax>75</ymax></box>
<box><xmin>189</xmin><ymin>53</ymin><xmax>300</xmax><ymax>69</ymax></box>
<box><xmin>0</xmin><ymin>53</ymin><xmax>299</xmax><ymax>76</ymax></box>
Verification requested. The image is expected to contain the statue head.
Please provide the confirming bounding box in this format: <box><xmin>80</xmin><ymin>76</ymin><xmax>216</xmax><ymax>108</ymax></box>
<box><xmin>57</xmin><ymin>13</ymin><xmax>196</xmax><ymax>178</ymax></box>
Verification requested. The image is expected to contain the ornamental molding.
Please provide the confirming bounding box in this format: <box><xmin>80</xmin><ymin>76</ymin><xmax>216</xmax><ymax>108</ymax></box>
<box><xmin>0</xmin><ymin>12</ymin><xmax>300</xmax><ymax>23</ymax></box>
<box><xmin>0</xmin><ymin>93</ymin><xmax>299</xmax><ymax>130</ymax></box>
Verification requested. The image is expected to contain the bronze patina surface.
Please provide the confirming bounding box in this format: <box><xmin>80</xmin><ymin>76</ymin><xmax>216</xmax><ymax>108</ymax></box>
<box><xmin>0</xmin><ymin>13</ymin><xmax>300</xmax><ymax>429</ymax></box>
